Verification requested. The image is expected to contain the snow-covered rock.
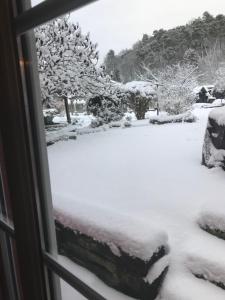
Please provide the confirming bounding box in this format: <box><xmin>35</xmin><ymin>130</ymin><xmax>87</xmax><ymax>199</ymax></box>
<box><xmin>209</xmin><ymin>106</ymin><xmax>225</xmax><ymax>126</ymax></box>
<box><xmin>54</xmin><ymin>196</ymin><xmax>169</xmax><ymax>299</ymax></box>
<box><xmin>198</xmin><ymin>211</ymin><xmax>225</xmax><ymax>241</ymax></box>
<box><xmin>54</xmin><ymin>196</ymin><xmax>168</xmax><ymax>261</ymax></box>
<box><xmin>187</xmin><ymin>255</ymin><xmax>225</xmax><ymax>289</ymax></box>
<box><xmin>202</xmin><ymin>107</ymin><xmax>225</xmax><ymax>169</ymax></box>
<box><xmin>198</xmin><ymin>199</ymin><xmax>225</xmax><ymax>241</ymax></box>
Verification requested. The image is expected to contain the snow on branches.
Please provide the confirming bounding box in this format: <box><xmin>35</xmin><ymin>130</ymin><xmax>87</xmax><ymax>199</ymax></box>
<box><xmin>35</xmin><ymin>16</ymin><xmax>116</xmax><ymax>111</ymax></box>
<box><xmin>214</xmin><ymin>64</ymin><xmax>225</xmax><ymax>93</ymax></box>
<box><xmin>140</xmin><ymin>63</ymin><xmax>199</xmax><ymax>115</ymax></box>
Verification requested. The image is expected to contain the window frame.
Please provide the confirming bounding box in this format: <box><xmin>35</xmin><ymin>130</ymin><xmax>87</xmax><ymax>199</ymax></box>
<box><xmin>0</xmin><ymin>0</ymin><xmax>106</xmax><ymax>299</ymax></box>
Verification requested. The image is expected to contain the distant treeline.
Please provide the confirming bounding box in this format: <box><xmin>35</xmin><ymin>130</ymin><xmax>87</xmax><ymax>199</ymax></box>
<box><xmin>104</xmin><ymin>12</ymin><xmax>225</xmax><ymax>83</ymax></box>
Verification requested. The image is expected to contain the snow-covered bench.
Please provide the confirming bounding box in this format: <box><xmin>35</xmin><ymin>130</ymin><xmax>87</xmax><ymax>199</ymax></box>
<box><xmin>53</xmin><ymin>195</ymin><xmax>169</xmax><ymax>299</ymax></box>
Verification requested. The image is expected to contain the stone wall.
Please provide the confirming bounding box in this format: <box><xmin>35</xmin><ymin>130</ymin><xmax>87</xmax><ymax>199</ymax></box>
<box><xmin>55</xmin><ymin>220</ymin><xmax>169</xmax><ymax>300</ymax></box>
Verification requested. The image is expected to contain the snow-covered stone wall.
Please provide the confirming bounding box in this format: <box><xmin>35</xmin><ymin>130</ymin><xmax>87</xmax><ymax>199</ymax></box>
<box><xmin>54</xmin><ymin>196</ymin><xmax>169</xmax><ymax>299</ymax></box>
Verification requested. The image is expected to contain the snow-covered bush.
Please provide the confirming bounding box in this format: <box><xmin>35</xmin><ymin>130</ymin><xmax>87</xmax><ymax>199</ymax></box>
<box><xmin>126</xmin><ymin>92</ymin><xmax>153</xmax><ymax>120</ymax></box>
<box><xmin>125</xmin><ymin>115</ymin><xmax>132</xmax><ymax>122</ymax></box>
<box><xmin>43</xmin><ymin>108</ymin><xmax>58</xmax><ymax>125</ymax></box>
<box><xmin>149</xmin><ymin>112</ymin><xmax>197</xmax><ymax>125</ymax></box>
<box><xmin>87</xmin><ymin>95</ymin><xmax>123</xmax><ymax>125</ymax></box>
<box><xmin>123</xmin><ymin>121</ymin><xmax>132</xmax><ymax>127</ymax></box>
<box><xmin>123</xmin><ymin>81</ymin><xmax>156</xmax><ymax>120</ymax></box>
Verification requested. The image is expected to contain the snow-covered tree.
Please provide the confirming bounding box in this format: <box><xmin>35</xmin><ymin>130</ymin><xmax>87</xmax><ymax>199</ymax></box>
<box><xmin>104</xmin><ymin>50</ymin><xmax>121</xmax><ymax>82</ymax></box>
<box><xmin>87</xmin><ymin>95</ymin><xmax>122</xmax><ymax>126</ymax></box>
<box><xmin>214</xmin><ymin>64</ymin><xmax>225</xmax><ymax>91</ymax></box>
<box><xmin>183</xmin><ymin>48</ymin><xmax>199</xmax><ymax>66</ymax></box>
<box><xmin>141</xmin><ymin>64</ymin><xmax>199</xmax><ymax>115</ymax></box>
<box><xmin>35</xmin><ymin>16</ymin><xmax>119</xmax><ymax>123</ymax></box>
<box><xmin>198</xmin><ymin>42</ymin><xmax>224</xmax><ymax>83</ymax></box>
<box><xmin>212</xmin><ymin>64</ymin><xmax>225</xmax><ymax>99</ymax></box>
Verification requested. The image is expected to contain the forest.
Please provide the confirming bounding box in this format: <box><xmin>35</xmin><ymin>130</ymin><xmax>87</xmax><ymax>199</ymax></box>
<box><xmin>104</xmin><ymin>12</ymin><xmax>225</xmax><ymax>83</ymax></box>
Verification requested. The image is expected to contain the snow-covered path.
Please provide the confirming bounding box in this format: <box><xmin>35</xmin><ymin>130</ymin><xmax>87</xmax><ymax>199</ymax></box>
<box><xmin>48</xmin><ymin>108</ymin><xmax>225</xmax><ymax>299</ymax></box>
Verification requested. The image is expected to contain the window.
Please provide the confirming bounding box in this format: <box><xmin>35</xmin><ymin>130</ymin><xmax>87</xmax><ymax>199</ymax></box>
<box><xmin>2</xmin><ymin>1</ymin><xmax>224</xmax><ymax>300</ymax></box>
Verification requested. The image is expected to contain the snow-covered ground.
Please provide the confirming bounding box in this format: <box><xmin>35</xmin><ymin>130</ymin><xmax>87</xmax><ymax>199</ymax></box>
<box><xmin>48</xmin><ymin>105</ymin><xmax>225</xmax><ymax>299</ymax></box>
<box><xmin>53</xmin><ymin>113</ymin><xmax>95</xmax><ymax>128</ymax></box>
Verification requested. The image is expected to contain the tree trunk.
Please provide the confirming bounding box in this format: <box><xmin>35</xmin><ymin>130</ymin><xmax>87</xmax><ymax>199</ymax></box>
<box><xmin>64</xmin><ymin>97</ymin><xmax>71</xmax><ymax>124</ymax></box>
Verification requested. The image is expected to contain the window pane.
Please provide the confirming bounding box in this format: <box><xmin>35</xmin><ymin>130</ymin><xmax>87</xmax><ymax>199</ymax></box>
<box><xmin>31</xmin><ymin>0</ymin><xmax>45</xmax><ymax>8</ymax></box>
<box><xmin>0</xmin><ymin>140</ymin><xmax>14</xmax><ymax>225</ymax></box>
<box><xmin>33</xmin><ymin>2</ymin><xmax>169</xmax><ymax>299</ymax></box>
<box><xmin>60</xmin><ymin>278</ymin><xmax>86</xmax><ymax>300</ymax></box>
<box><xmin>58</xmin><ymin>255</ymin><xmax>134</xmax><ymax>300</ymax></box>
<box><xmin>0</xmin><ymin>232</ymin><xmax>22</xmax><ymax>300</ymax></box>
<box><xmin>15</xmin><ymin>0</ymin><xmax>225</xmax><ymax>298</ymax></box>
<box><xmin>30</xmin><ymin>1</ymin><xmax>225</xmax><ymax>299</ymax></box>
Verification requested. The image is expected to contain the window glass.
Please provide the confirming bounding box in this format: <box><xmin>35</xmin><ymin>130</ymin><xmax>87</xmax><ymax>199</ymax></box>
<box><xmin>60</xmin><ymin>279</ymin><xmax>86</xmax><ymax>300</ymax></box>
<box><xmin>0</xmin><ymin>146</ymin><xmax>14</xmax><ymax>225</ymax></box>
<box><xmin>0</xmin><ymin>232</ymin><xmax>22</xmax><ymax>300</ymax></box>
<box><xmin>31</xmin><ymin>0</ymin><xmax>45</xmax><ymax>8</ymax></box>
<box><xmin>33</xmin><ymin>2</ymin><xmax>168</xmax><ymax>299</ymax></box>
<box><xmin>32</xmin><ymin>1</ymin><xmax>225</xmax><ymax>299</ymax></box>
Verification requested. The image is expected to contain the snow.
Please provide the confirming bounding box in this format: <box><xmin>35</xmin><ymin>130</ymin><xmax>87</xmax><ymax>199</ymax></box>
<box><xmin>193</xmin><ymin>85</ymin><xmax>214</xmax><ymax>94</ymax></box>
<box><xmin>198</xmin><ymin>203</ymin><xmax>225</xmax><ymax>233</ymax></box>
<box><xmin>186</xmin><ymin>254</ymin><xmax>225</xmax><ymax>287</ymax></box>
<box><xmin>47</xmin><ymin>105</ymin><xmax>225</xmax><ymax>299</ymax></box>
<box><xmin>124</xmin><ymin>81</ymin><xmax>156</xmax><ymax>98</ymax></box>
<box><xmin>208</xmin><ymin>148</ymin><xmax>225</xmax><ymax>168</ymax></box>
<box><xmin>53</xmin><ymin>113</ymin><xmax>95</xmax><ymax>128</ymax></box>
<box><xmin>59</xmin><ymin>255</ymin><xmax>135</xmax><ymax>300</ymax></box>
<box><xmin>59</xmin><ymin>252</ymin><xmax>168</xmax><ymax>300</ymax></box>
<box><xmin>209</xmin><ymin>106</ymin><xmax>225</xmax><ymax>126</ymax></box>
<box><xmin>145</xmin><ymin>255</ymin><xmax>170</xmax><ymax>285</ymax></box>
<box><xmin>45</xmin><ymin>124</ymin><xmax>77</xmax><ymax>144</ymax></box>
<box><xmin>43</xmin><ymin>108</ymin><xmax>57</xmax><ymax>116</ymax></box>
<box><xmin>54</xmin><ymin>196</ymin><xmax>168</xmax><ymax>260</ymax></box>
<box><xmin>160</xmin><ymin>269</ymin><xmax>225</xmax><ymax>300</ymax></box>
<box><xmin>212</xmin><ymin>99</ymin><xmax>225</xmax><ymax>106</ymax></box>
<box><xmin>149</xmin><ymin>111</ymin><xmax>196</xmax><ymax>124</ymax></box>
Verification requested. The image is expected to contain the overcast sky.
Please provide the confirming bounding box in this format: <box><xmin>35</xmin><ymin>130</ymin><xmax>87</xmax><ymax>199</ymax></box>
<box><xmin>32</xmin><ymin>0</ymin><xmax>225</xmax><ymax>61</ymax></box>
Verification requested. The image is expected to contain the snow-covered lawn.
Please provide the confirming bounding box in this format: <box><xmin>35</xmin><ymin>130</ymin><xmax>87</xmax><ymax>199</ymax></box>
<box><xmin>48</xmin><ymin>106</ymin><xmax>225</xmax><ymax>300</ymax></box>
